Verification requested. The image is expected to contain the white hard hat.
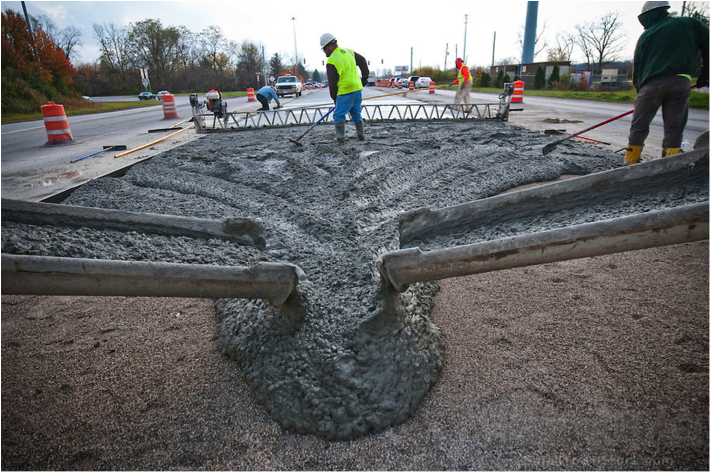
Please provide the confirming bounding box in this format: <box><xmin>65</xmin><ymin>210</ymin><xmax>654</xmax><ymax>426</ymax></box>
<box><xmin>320</xmin><ymin>33</ymin><xmax>336</xmax><ymax>50</ymax></box>
<box><xmin>640</xmin><ymin>1</ymin><xmax>670</xmax><ymax>14</ymax></box>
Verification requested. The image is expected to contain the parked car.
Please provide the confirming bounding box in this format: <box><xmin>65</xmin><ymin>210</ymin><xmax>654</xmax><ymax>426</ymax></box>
<box><xmin>415</xmin><ymin>77</ymin><xmax>433</xmax><ymax>89</ymax></box>
<box><xmin>138</xmin><ymin>91</ymin><xmax>156</xmax><ymax>100</ymax></box>
<box><xmin>405</xmin><ymin>76</ymin><xmax>420</xmax><ymax>88</ymax></box>
<box><xmin>395</xmin><ymin>78</ymin><xmax>409</xmax><ymax>88</ymax></box>
<box><xmin>157</xmin><ymin>90</ymin><xmax>170</xmax><ymax>100</ymax></box>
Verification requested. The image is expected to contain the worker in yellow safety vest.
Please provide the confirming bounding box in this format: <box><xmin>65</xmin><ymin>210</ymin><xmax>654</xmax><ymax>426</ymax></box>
<box><xmin>452</xmin><ymin>57</ymin><xmax>472</xmax><ymax>109</ymax></box>
<box><xmin>320</xmin><ymin>33</ymin><xmax>370</xmax><ymax>142</ymax></box>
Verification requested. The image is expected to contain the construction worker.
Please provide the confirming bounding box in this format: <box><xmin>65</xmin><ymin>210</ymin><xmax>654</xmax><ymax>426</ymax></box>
<box><xmin>256</xmin><ymin>85</ymin><xmax>281</xmax><ymax>111</ymax></box>
<box><xmin>452</xmin><ymin>58</ymin><xmax>472</xmax><ymax>108</ymax></box>
<box><xmin>320</xmin><ymin>33</ymin><xmax>369</xmax><ymax>142</ymax></box>
<box><xmin>624</xmin><ymin>0</ymin><xmax>709</xmax><ymax>165</ymax></box>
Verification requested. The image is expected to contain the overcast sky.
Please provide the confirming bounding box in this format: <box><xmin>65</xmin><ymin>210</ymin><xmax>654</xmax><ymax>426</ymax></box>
<box><xmin>0</xmin><ymin>0</ymin><xmax>695</xmax><ymax>75</ymax></box>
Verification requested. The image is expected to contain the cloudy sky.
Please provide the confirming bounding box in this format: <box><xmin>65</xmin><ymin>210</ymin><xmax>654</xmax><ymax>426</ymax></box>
<box><xmin>0</xmin><ymin>0</ymin><xmax>695</xmax><ymax>75</ymax></box>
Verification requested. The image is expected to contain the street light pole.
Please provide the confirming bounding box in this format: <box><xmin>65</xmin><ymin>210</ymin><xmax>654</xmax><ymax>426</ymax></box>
<box><xmin>291</xmin><ymin>17</ymin><xmax>298</xmax><ymax>75</ymax></box>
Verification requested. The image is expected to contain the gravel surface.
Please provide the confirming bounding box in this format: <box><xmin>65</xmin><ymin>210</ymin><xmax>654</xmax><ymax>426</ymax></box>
<box><xmin>2</xmin><ymin>119</ymin><xmax>708</xmax><ymax>469</ymax></box>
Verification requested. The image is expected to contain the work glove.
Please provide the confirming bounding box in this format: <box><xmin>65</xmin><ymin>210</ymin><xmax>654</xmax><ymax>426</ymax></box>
<box><xmin>361</xmin><ymin>77</ymin><xmax>368</xmax><ymax>87</ymax></box>
<box><xmin>696</xmin><ymin>74</ymin><xmax>708</xmax><ymax>88</ymax></box>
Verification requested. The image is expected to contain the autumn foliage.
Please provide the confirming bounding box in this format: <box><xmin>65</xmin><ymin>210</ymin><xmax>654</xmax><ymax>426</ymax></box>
<box><xmin>2</xmin><ymin>10</ymin><xmax>76</xmax><ymax>113</ymax></box>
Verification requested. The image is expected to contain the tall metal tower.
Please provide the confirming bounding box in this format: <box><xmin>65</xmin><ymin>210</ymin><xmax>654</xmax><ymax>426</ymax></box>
<box><xmin>521</xmin><ymin>1</ymin><xmax>539</xmax><ymax>64</ymax></box>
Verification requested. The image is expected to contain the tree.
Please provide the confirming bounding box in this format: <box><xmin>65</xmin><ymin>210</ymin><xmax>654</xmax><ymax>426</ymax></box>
<box><xmin>547</xmin><ymin>33</ymin><xmax>575</xmax><ymax>62</ymax></box>
<box><xmin>575</xmin><ymin>12</ymin><xmax>627</xmax><ymax>74</ymax></box>
<box><xmin>312</xmin><ymin>69</ymin><xmax>322</xmax><ymax>82</ymax></box>
<box><xmin>548</xmin><ymin>65</ymin><xmax>560</xmax><ymax>86</ymax></box>
<box><xmin>126</xmin><ymin>19</ymin><xmax>183</xmax><ymax>88</ymax></box>
<box><xmin>534</xmin><ymin>65</ymin><xmax>546</xmax><ymax>89</ymax></box>
<box><xmin>494</xmin><ymin>70</ymin><xmax>505</xmax><ymax>88</ymax></box>
<box><xmin>682</xmin><ymin>1</ymin><xmax>709</xmax><ymax>25</ymax></box>
<box><xmin>31</xmin><ymin>14</ymin><xmax>82</xmax><ymax>62</ymax></box>
<box><xmin>518</xmin><ymin>21</ymin><xmax>548</xmax><ymax>62</ymax></box>
<box><xmin>234</xmin><ymin>40</ymin><xmax>262</xmax><ymax>90</ymax></box>
<box><xmin>268</xmin><ymin>53</ymin><xmax>284</xmax><ymax>81</ymax></box>
<box><xmin>2</xmin><ymin>9</ymin><xmax>76</xmax><ymax>112</ymax></box>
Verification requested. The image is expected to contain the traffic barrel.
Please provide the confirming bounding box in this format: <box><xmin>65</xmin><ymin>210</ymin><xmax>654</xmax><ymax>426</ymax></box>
<box><xmin>161</xmin><ymin>93</ymin><xmax>179</xmax><ymax>118</ymax></box>
<box><xmin>511</xmin><ymin>80</ymin><xmax>525</xmax><ymax>103</ymax></box>
<box><xmin>409</xmin><ymin>81</ymin><xmax>414</xmax><ymax>91</ymax></box>
<box><xmin>247</xmin><ymin>88</ymin><xmax>256</xmax><ymax>102</ymax></box>
<box><xmin>429</xmin><ymin>81</ymin><xmax>435</xmax><ymax>94</ymax></box>
<box><xmin>41</xmin><ymin>102</ymin><xmax>74</xmax><ymax>144</ymax></box>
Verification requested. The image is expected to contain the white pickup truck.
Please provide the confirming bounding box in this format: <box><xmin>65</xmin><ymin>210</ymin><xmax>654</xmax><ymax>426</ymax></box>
<box><xmin>275</xmin><ymin>76</ymin><xmax>303</xmax><ymax>98</ymax></box>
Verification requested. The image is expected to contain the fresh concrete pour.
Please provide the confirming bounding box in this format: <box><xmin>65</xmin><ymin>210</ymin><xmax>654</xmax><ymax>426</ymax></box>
<box><xmin>4</xmin><ymin>119</ymin><xmax>700</xmax><ymax>440</ymax></box>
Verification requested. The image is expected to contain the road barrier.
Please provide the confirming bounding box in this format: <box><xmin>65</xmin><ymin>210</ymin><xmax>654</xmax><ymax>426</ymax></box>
<box><xmin>161</xmin><ymin>93</ymin><xmax>179</xmax><ymax>119</ymax></box>
<box><xmin>247</xmin><ymin>88</ymin><xmax>256</xmax><ymax>102</ymax></box>
<box><xmin>41</xmin><ymin>102</ymin><xmax>74</xmax><ymax>144</ymax></box>
<box><xmin>429</xmin><ymin>81</ymin><xmax>435</xmax><ymax>94</ymax></box>
<box><xmin>511</xmin><ymin>80</ymin><xmax>525</xmax><ymax>103</ymax></box>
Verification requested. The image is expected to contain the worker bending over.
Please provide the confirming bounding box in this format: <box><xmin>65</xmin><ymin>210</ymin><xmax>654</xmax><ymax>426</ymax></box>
<box><xmin>320</xmin><ymin>33</ymin><xmax>369</xmax><ymax>142</ymax></box>
<box><xmin>256</xmin><ymin>85</ymin><xmax>281</xmax><ymax>111</ymax></box>
<box><xmin>625</xmin><ymin>0</ymin><xmax>709</xmax><ymax>165</ymax></box>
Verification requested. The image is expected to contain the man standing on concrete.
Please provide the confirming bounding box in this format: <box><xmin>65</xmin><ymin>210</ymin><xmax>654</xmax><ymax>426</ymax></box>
<box><xmin>320</xmin><ymin>33</ymin><xmax>369</xmax><ymax>142</ymax></box>
<box><xmin>452</xmin><ymin>58</ymin><xmax>473</xmax><ymax>108</ymax></box>
<box><xmin>256</xmin><ymin>85</ymin><xmax>282</xmax><ymax>111</ymax></box>
<box><xmin>625</xmin><ymin>0</ymin><xmax>709</xmax><ymax>165</ymax></box>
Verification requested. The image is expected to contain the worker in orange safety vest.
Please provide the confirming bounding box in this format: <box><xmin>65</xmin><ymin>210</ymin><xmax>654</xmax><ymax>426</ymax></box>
<box><xmin>451</xmin><ymin>58</ymin><xmax>472</xmax><ymax>109</ymax></box>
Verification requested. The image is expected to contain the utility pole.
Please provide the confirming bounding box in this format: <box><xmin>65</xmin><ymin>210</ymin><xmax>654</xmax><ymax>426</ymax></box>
<box><xmin>462</xmin><ymin>14</ymin><xmax>468</xmax><ymax>65</ymax></box>
<box><xmin>291</xmin><ymin>17</ymin><xmax>298</xmax><ymax>75</ymax></box>
<box><xmin>262</xmin><ymin>46</ymin><xmax>267</xmax><ymax>85</ymax></box>
<box><xmin>410</xmin><ymin>47</ymin><xmax>413</xmax><ymax>76</ymax></box>
<box><xmin>492</xmin><ymin>31</ymin><xmax>496</xmax><ymax>67</ymax></box>
<box><xmin>444</xmin><ymin>43</ymin><xmax>449</xmax><ymax>71</ymax></box>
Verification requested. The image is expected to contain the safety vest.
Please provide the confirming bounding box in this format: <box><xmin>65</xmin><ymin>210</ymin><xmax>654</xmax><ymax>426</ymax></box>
<box><xmin>457</xmin><ymin>64</ymin><xmax>470</xmax><ymax>84</ymax></box>
<box><xmin>327</xmin><ymin>47</ymin><xmax>363</xmax><ymax>96</ymax></box>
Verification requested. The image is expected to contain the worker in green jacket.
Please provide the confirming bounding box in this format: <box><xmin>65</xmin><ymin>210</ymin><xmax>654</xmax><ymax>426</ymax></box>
<box><xmin>625</xmin><ymin>0</ymin><xmax>709</xmax><ymax>165</ymax></box>
<box><xmin>320</xmin><ymin>33</ymin><xmax>369</xmax><ymax>142</ymax></box>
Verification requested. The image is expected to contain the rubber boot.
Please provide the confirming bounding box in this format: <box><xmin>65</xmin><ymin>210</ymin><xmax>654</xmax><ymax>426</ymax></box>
<box><xmin>355</xmin><ymin>121</ymin><xmax>365</xmax><ymax>141</ymax></box>
<box><xmin>662</xmin><ymin>147</ymin><xmax>682</xmax><ymax>157</ymax></box>
<box><xmin>624</xmin><ymin>145</ymin><xmax>643</xmax><ymax>166</ymax></box>
<box><xmin>335</xmin><ymin>122</ymin><xmax>346</xmax><ymax>143</ymax></box>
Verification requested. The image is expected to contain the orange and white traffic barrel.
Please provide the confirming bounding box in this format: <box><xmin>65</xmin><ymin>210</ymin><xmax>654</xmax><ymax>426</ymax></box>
<box><xmin>161</xmin><ymin>93</ymin><xmax>179</xmax><ymax>118</ymax></box>
<box><xmin>429</xmin><ymin>81</ymin><xmax>435</xmax><ymax>94</ymax></box>
<box><xmin>247</xmin><ymin>88</ymin><xmax>256</xmax><ymax>102</ymax></box>
<box><xmin>409</xmin><ymin>81</ymin><xmax>414</xmax><ymax>91</ymax></box>
<box><xmin>41</xmin><ymin>102</ymin><xmax>74</xmax><ymax>144</ymax></box>
<box><xmin>511</xmin><ymin>80</ymin><xmax>525</xmax><ymax>103</ymax></box>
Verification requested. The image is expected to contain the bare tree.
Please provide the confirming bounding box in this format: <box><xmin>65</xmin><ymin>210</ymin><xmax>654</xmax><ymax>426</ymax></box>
<box><xmin>58</xmin><ymin>26</ymin><xmax>82</xmax><ymax>61</ymax></box>
<box><xmin>517</xmin><ymin>21</ymin><xmax>548</xmax><ymax>62</ymax></box>
<box><xmin>93</xmin><ymin>22</ymin><xmax>129</xmax><ymax>71</ymax></box>
<box><xmin>682</xmin><ymin>1</ymin><xmax>709</xmax><ymax>24</ymax></box>
<box><xmin>547</xmin><ymin>32</ymin><xmax>575</xmax><ymax>62</ymax></box>
<box><xmin>575</xmin><ymin>12</ymin><xmax>627</xmax><ymax>73</ymax></box>
<box><xmin>29</xmin><ymin>14</ymin><xmax>82</xmax><ymax>62</ymax></box>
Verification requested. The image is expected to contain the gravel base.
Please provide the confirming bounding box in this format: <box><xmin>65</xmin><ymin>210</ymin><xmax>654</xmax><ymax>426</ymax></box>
<box><xmin>2</xmin><ymin>242</ymin><xmax>707</xmax><ymax>470</ymax></box>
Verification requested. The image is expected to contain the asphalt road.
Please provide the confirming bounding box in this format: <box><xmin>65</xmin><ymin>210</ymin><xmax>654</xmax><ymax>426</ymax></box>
<box><xmin>2</xmin><ymin>87</ymin><xmax>708</xmax><ymax>201</ymax></box>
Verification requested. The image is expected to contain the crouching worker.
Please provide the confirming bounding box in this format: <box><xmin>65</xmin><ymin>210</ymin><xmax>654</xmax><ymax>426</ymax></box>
<box><xmin>256</xmin><ymin>85</ymin><xmax>282</xmax><ymax>111</ymax></box>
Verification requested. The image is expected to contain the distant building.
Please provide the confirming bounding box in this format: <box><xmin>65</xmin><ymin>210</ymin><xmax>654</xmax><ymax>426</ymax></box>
<box><xmin>489</xmin><ymin>61</ymin><xmax>572</xmax><ymax>87</ymax></box>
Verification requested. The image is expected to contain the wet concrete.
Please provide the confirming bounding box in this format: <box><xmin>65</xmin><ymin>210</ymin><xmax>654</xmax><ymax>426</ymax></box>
<box><xmin>3</xmin><ymin>119</ymin><xmax>640</xmax><ymax>439</ymax></box>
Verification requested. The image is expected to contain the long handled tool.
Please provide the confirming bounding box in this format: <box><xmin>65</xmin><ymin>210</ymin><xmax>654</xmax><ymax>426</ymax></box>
<box><xmin>289</xmin><ymin>107</ymin><xmax>335</xmax><ymax>146</ymax></box>
<box><xmin>542</xmin><ymin>109</ymin><xmax>634</xmax><ymax>155</ymax></box>
<box><xmin>70</xmin><ymin>145</ymin><xmax>127</xmax><ymax>163</ymax></box>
